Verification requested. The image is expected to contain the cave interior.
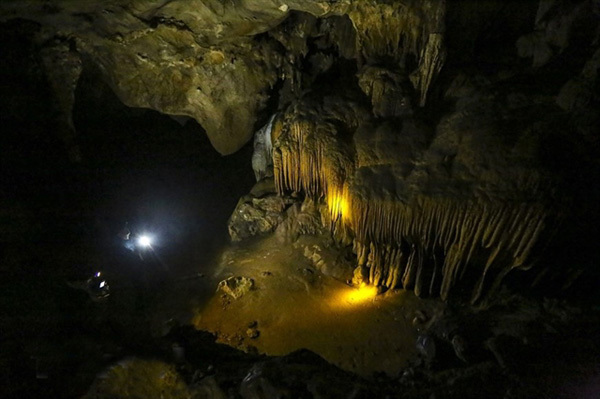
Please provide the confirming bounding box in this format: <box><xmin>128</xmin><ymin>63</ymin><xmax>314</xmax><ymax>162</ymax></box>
<box><xmin>1</xmin><ymin>1</ymin><xmax>600</xmax><ymax>398</ymax></box>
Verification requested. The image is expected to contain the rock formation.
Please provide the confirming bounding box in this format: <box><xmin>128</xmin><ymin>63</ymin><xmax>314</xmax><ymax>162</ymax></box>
<box><xmin>1</xmin><ymin>0</ymin><xmax>598</xmax><ymax>302</ymax></box>
<box><xmin>0</xmin><ymin>0</ymin><xmax>450</xmax><ymax>154</ymax></box>
<box><xmin>271</xmin><ymin>83</ymin><xmax>567</xmax><ymax>302</ymax></box>
<box><xmin>251</xmin><ymin>114</ymin><xmax>277</xmax><ymax>181</ymax></box>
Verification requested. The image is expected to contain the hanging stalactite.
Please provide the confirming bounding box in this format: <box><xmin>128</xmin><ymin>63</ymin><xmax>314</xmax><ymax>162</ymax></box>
<box><xmin>273</xmin><ymin>99</ymin><xmax>357</xmax><ymax>204</ymax></box>
<box><xmin>346</xmin><ymin>193</ymin><xmax>556</xmax><ymax>303</ymax></box>
<box><xmin>347</xmin><ymin>0</ymin><xmax>446</xmax><ymax>106</ymax></box>
<box><xmin>272</xmin><ymin>93</ymin><xmax>563</xmax><ymax>303</ymax></box>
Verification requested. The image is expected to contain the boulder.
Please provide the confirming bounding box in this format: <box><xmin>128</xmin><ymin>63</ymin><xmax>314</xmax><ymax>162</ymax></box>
<box><xmin>83</xmin><ymin>358</ymin><xmax>195</xmax><ymax>399</ymax></box>
<box><xmin>239</xmin><ymin>349</ymin><xmax>371</xmax><ymax>399</ymax></box>
<box><xmin>218</xmin><ymin>276</ymin><xmax>254</xmax><ymax>300</ymax></box>
<box><xmin>228</xmin><ymin>179</ymin><xmax>296</xmax><ymax>241</ymax></box>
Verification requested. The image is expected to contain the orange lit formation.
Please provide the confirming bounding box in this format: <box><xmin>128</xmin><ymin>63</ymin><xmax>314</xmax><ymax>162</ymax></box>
<box><xmin>272</xmin><ymin>99</ymin><xmax>359</xmax><ymax>236</ymax></box>
<box><xmin>272</xmin><ymin>98</ymin><xmax>561</xmax><ymax>303</ymax></box>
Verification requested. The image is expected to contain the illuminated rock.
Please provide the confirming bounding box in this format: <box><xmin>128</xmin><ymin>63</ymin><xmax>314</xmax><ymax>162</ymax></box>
<box><xmin>228</xmin><ymin>179</ymin><xmax>297</xmax><ymax>242</ymax></box>
<box><xmin>274</xmin><ymin>200</ymin><xmax>326</xmax><ymax>243</ymax></box>
<box><xmin>252</xmin><ymin>114</ymin><xmax>278</xmax><ymax>182</ymax></box>
<box><xmin>347</xmin><ymin>0</ymin><xmax>446</xmax><ymax>106</ymax></box>
<box><xmin>218</xmin><ymin>276</ymin><xmax>255</xmax><ymax>299</ymax></box>
<box><xmin>273</xmin><ymin>81</ymin><xmax>567</xmax><ymax>302</ymax></box>
<box><xmin>1</xmin><ymin>0</ymin><xmax>448</xmax><ymax>154</ymax></box>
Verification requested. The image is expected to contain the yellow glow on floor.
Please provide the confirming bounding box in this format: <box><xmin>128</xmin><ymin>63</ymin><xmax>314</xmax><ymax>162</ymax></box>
<box><xmin>333</xmin><ymin>284</ymin><xmax>379</xmax><ymax>308</ymax></box>
<box><xmin>188</xmin><ymin>235</ymin><xmax>440</xmax><ymax>377</ymax></box>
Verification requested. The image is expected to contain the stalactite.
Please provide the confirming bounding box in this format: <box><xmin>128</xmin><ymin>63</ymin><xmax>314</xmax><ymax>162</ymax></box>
<box><xmin>347</xmin><ymin>194</ymin><xmax>555</xmax><ymax>303</ymax></box>
<box><xmin>272</xmin><ymin>97</ymin><xmax>559</xmax><ymax>303</ymax></box>
<box><xmin>273</xmin><ymin>101</ymin><xmax>356</xmax><ymax>210</ymax></box>
<box><xmin>347</xmin><ymin>0</ymin><xmax>446</xmax><ymax>106</ymax></box>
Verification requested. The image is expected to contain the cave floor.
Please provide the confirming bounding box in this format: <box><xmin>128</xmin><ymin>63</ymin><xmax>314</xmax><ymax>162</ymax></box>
<box><xmin>150</xmin><ymin>233</ymin><xmax>444</xmax><ymax>378</ymax></box>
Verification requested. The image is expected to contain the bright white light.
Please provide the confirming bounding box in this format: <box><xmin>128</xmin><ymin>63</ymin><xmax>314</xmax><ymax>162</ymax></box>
<box><xmin>99</xmin><ymin>281</ymin><xmax>106</xmax><ymax>288</ymax></box>
<box><xmin>138</xmin><ymin>235</ymin><xmax>152</xmax><ymax>247</ymax></box>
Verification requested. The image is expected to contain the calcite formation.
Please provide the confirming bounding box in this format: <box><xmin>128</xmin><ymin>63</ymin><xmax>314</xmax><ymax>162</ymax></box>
<box><xmin>347</xmin><ymin>0</ymin><xmax>446</xmax><ymax>106</ymax></box>
<box><xmin>272</xmin><ymin>85</ymin><xmax>565</xmax><ymax>302</ymax></box>
<box><xmin>273</xmin><ymin>97</ymin><xmax>361</xmax><ymax>202</ymax></box>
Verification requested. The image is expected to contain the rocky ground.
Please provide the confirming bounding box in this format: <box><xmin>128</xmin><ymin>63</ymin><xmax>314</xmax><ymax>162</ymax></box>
<box><xmin>3</xmin><ymin>227</ymin><xmax>599</xmax><ymax>398</ymax></box>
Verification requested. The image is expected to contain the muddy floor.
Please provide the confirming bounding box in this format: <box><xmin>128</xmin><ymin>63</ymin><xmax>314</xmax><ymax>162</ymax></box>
<box><xmin>152</xmin><ymin>234</ymin><xmax>444</xmax><ymax>378</ymax></box>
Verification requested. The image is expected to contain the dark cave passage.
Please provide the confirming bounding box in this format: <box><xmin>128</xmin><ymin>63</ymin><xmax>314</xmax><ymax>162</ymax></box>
<box><xmin>71</xmin><ymin>65</ymin><xmax>256</xmax><ymax>279</ymax></box>
<box><xmin>1</xmin><ymin>27</ymin><xmax>257</xmax><ymax>396</ymax></box>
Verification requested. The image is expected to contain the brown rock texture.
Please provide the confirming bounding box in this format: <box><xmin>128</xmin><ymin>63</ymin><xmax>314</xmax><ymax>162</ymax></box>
<box><xmin>272</xmin><ymin>82</ymin><xmax>569</xmax><ymax>302</ymax></box>
<box><xmin>0</xmin><ymin>0</ymin><xmax>448</xmax><ymax>154</ymax></box>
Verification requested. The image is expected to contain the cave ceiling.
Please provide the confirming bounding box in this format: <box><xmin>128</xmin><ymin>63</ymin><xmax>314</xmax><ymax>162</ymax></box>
<box><xmin>1</xmin><ymin>1</ymin><xmax>597</xmax><ymax>154</ymax></box>
<box><xmin>0</xmin><ymin>0</ymin><xmax>451</xmax><ymax>154</ymax></box>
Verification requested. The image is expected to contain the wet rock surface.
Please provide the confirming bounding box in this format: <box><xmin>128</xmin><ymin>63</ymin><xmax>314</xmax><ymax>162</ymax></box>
<box><xmin>228</xmin><ymin>179</ymin><xmax>298</xmax><ymax>242</ymax></box>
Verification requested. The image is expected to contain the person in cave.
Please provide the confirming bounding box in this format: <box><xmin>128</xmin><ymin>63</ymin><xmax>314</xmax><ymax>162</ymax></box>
<box><xmin>117</xmin><ymin>222</ymin><xmax>131</xmax><ymax>241</ymax></box>
<box><xmin>116</xmin><ymin>221</ymin><xmax>153</xmax><ymax>262</ymax></box>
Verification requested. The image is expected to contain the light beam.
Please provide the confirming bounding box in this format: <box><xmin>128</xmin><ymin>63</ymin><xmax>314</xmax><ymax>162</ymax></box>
<box><xmin>138</xmin><ymin>235</ymin><xmax>152</xmax><ymax>247</ymax></box>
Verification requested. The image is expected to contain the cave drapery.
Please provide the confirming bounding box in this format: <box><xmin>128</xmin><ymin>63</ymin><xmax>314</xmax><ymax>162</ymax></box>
<box><xmin>271</xmin><ymin>91</ymin><xmax>562</xmax><ymax>303</ymax></box>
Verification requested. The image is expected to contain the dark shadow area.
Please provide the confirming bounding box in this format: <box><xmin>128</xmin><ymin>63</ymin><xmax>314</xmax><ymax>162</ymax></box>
<box><xmin>0</xmin><ymin>21</ymin><xmax>255</xmax><ymax>398</ymax></box>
